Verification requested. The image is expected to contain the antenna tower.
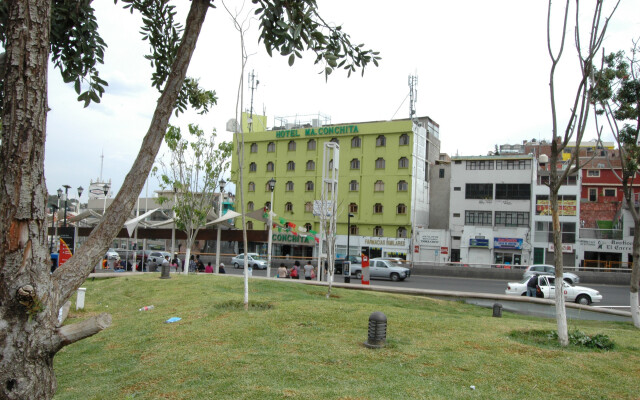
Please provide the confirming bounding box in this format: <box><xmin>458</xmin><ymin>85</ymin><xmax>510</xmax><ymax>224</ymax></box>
<box><xmin>248</xmin><ymin>70</ymin><xmax>259</xmax><ymax>132</ymax></box>
<box><xmin>408</xmin><ymin>74</ymin><xmax>418</xmax><ymax>120</ymax></box>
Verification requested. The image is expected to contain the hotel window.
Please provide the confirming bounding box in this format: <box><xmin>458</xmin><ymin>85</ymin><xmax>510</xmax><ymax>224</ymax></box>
<box><xmin>349</xmin><ymin>180</ymin><xmax>359</xmax><ymax>191</ymax></box>
<box><xmin>495</xmin><ymin>211</ymin><xmax>529</xmax><ymax>226</ymax></box>
<box><xmin>266</xmin><ymin>161</ymin><xmax>274</xmax><ymax>172</ymax></box>
<box><xmin>399</xmin><ymin>134</ymin><xmax>409</xmax><ymax>145</ymax></box>
<box><xmin>288</xmin><ymin>140</ymin><xmax>296</xmax><ymax>151</ymax></box>
<box><xmin>305</xmin><ymin>181</ymin><xmax>314</xmax><ymax>191</ymax></box>
<box><xmin>350</xmin><ymin>158</ymin><xmax>360</xmax><ymax>169</ymax></box>
<box><xmin>307</xmin><ymin>139</ymin><xmax>316</xmax><ymax>150</ymax></box>
<box><xmin>247</xmin><ymin>221</ymin><xmax>253</xmax><ymax>229</ymax></box>
<box><xmin>376</xmin><ymin>135</ymin><xmax>386</xmax><ymax>147</ymax></box>
<box><xmin>285</xmin><ymin>181</ymin><xmax>294</xmax><ymax>191</ymax></box>
<box><xmin>397</xmin><ymin>227</ymin><xmax>407</xmax><ymax>238</ymax></box>
<box><xmin>374</xmin><ymin>180</ymin><xmax>384</xmax><ymax>192</ymax></box>
<box><xmin>349</xmin><ymin>203</ymin><xmax>358</xmax><ymax>213</ymax></box>
<box><xmin>306</xmin><ymin>160</ymin><xmax>315</xmax><ymax>171</ymax></box>
<box><xmin>398</xmin><ymin>157</ymin><xmax>409</xmax><ymax>168</ymax></box>
<box><xmin>351</xmin><ymin>136</ymin><xmax>361</xmax><ymax>148</ymax></box>
<box><xmin>304</xmin><ymin>223</ymin><xmax>312</xmax><ymax>231</ymax></box>
<box><xmin>397</xmin><ymin>180</ymin><xmax>408</xmax><ymax>191</ymax></box>
<box><xmin>465</xmin><ymin>183</ymin><xmax>493</xmax><ymax>199</ymax></box>
<box><xmin>465</xmin><ymin>210</ymin><xmax>492</xmax><ymax>226</ymax></box>
<box><xmin>247</xmin><ymin>201</ymin><xmax>254</xmax><ymax>211</ymax></box>
<box><xmin>373</xmin><ymin>226</ymin><xmax>384</xmax><ymax>236</ymax></box>
<box><xmin>375</xmin><ymin>158</ymin><xmax>385</xmax><ymax>169</ymax></box>
<box><xmin>249</xmin><ymin>162</ymin><xmax>256</xmax><ymax>172</ymax></box>
<box><xmin>248</xmin><ymin>182</ymin><xmax>255</xmax><ymax>192</ymax></box>
<box><xmin>350</xmin><ymin>225</ymin><xmax>359</xmax><ymax>235</ymax></box>
<box><xmin>587</xmin><ymin>170</ymin><xmax>600</xmax><ymax>177</ymax></box>
<box><xmin>397</xmin><ymin>203</ymin><xmax>407</xmax><ymax>214</ymax></box>
<box><xmin>287</xmin><ymin>161</ymin><xmax>295</xmax><ymax>171</ymax></box>
<box><xmin>285</xmin><ymin>202</ymin><xmax>293</xmax><ymax>212</ymax></box>
<box><xmin>250</xmin><ymin>143</ymin><xmax>257</xmax><ymax>153</ymax></box>
<box><xmin>305</xmin><ymin>202</ymin><xmax>313</xmax><ymax>212</ymax></box>
<box><xmin>267</xmin><ymin>142</ymin><xmax>275</xmax><ymax>152</ymax></box>
<box><xmin>373</xmin><ymin>203</ymin><xmax>383</xmax><ymax>214</ymax></box>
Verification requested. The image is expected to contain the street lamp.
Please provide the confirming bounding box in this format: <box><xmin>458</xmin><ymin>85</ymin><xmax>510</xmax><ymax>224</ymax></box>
<box><xmin>62</xmin><ymin>185</ymin><xmax>71</xmax><ymax>227</ymax></box>
<box><xmin>215</xmin><ymin>179</ymin><xmax>226</xmax><ymax>273</ymax></box>
<box><xmin>77</xmin><ymin>186</ymin><xmax>84</xmax><ymax>214</ymax></box>
<box><xmin>55</xmin><ymin>188</ymin><xmax>62</xmax><ymax>252</ymax></box>
<box><xmin>102</xmin><ymin>184</ymin><xmax>109</xmax><ymax>214</ymax></box>
<box><xmin>49</xmin><ymin>204</ymin><xmax>59</xmax><ymax>253</ymax></box>
<box><xmin>266</xmin><ymin>178</ymin><xmax>276</xmax><ymax>278</ymax></box>
<box><xmin>75</xmin><ymin>186</ymin><xmax>84</xmax><ymax>253</ymax></box>
<box><xmin>346</xmin><ymin>213</ymin><xmax>354</xmax><ymax>283</ymax></box>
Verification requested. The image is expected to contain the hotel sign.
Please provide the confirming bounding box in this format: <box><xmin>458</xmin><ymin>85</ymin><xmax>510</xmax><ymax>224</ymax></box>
<box><xmin>275</xmin><ymin>125</ymin><xmax>359</xmax><ymax>138</ymax></box>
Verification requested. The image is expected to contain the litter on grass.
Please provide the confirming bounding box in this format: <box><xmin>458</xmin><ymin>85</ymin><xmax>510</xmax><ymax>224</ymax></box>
<box><xmin>165</xmin><ymin>317</ymin><xmax>181</xmax><ymax>323</ymax></box>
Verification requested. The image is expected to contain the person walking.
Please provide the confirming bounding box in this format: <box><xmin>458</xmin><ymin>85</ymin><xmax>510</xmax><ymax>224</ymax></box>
<box><xmin>289</xmin><ymin>261</ymin><xmax>300</xmax><ymax>279</ymax></box>
<box><xmin>526</xmin><ymin>274</ymin><xmax>538</xmax><ymax>297</ymax></box>
<box><xmin>277</xmin><ymin>263</ymin><xmax>288</xmax><ymax>278</ymax></box>
<box><xmin>188</xmin><ymin>255</ymin><xmax>196</xmax><ymax>273</ymax></box>
<box><xmin>303</xmin><ymin>260</ymin><xmax>315</xmax><ymax>281</ymax></box>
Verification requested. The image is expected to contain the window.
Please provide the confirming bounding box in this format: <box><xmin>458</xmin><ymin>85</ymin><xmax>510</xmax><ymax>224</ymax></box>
<box><xmin>399</xmin><ymin>134</ymin><xmax>409</xmax><ymax>145</ymax></box>
<box><xmin>375</xmin><ymin>158</ymin><xmax>385</xmax><ymax>169</ymax></box>
<box><xmin>453</xmin><ymin>213</ymin><xmax>460</xmax><ymax>217</ymax></box>
<box><xmin>285</xmin><ymin>202</ymin><xmax>293</xmax><ymax>212</ymax></box>
<box><xmin>288</xmin><ymin>140</ymin><xmax>296</xmax><ymax>151</ymax></box>
<box><xmin>306</xmin><ymin>160</ymin><xmax>315</xmax><ymax>171</ymax></box>
<box><xmin>351</xmin><ymin>136</ymin><xmax>361</xmax><ymax>148</ymax></box>
<box><xmin>465</xmin><ymin>183</ymin><xmax>493</xmax><ymax>199</ymax></box>
<box><xmin>466</xmin><ymin>160</ymin><xmax>495</xmax><ymax>170</ymax></box>
<box><xmin>495</xmin><ymin>184</ymin><xmax>530</xmax><ymax>200</ymax></box>
<box><xmin>350</xmin><ymin>158</ymin><xmax>360</xmax><ymax>169</ymax></box>
<box><xmin>245</xmin><ymin>221</ymin><xmax>253</xmax><ymax>230</ymax></box>
<box><xmin>453</xmin><ymin>187</ymin><xmax>461</xmax><ymax>191</ymax></box>
<box><xmin>266</xmin><ymin>161</ymin><xmax>274</xmax><ymax>172</ymax></box>
<box><xmin>248</xmin><ymin>182</ymin><xmax>255</xmax><ymax>192</ymax></box>
<box><xmin>397</xmin><ymin>227</ymin><xmax>407</xmax><ymax>238</ymax></box>
<box><xmin>604</xmin><ymin>188</ymin><xmax>616</xmax><ymax>197</ymax></box>
<box><xmin>398</xmin><ymin>157</ymin><xmax>409</xmax><ymax>168</ymax></box>
<box><xmin>495</xmin><ymin>211</ymin><xmax>529</xmax><ymax>226</ymax></box>
<box><xmin>465</xmin><ymin>210</ymin><xmax>492</xmax><ymax>225</ymax></box>
<box><xmin>535</xmin><ymin>221</ymin><xmax>576</xmax><ymax>243</ymax></box>
<box><xmin>349</xmin><ymin>180</ymin><xmax>359</xmax><ymax>191</ymax></box>
<box><xmin>397</xmin><ymin>180</ymin><xmax>408</xmax><ymax>191</ymax></box>
<box><xmin>374</xmin><ymin>180</ymin><xmax>384</xmax><ymax>192</ymax></box>
<box><xmin>397</xmin><ymin>203</ymin><xmax>407</xmax><ymax>214</ymax></box>
<box><xmin>267</xmin><ymin>142</ymin><xmax>275</xmax><ymax>152</ymax></box>
<box><xmin>350</xmin><ymin>225</ymin><xmax>359</xmax><ymax>235</ymax></box>
<box><xmin>588</xmin><ymin>188</ymin><xmax>597</xmax><ymax>202</ymax></box>
<box><xmin>305</xmin><ymin>202</ymin><xmax>313</xmax><ymax>212</ymax></box>
<box><xmin>373</xmin><ymin>203</ymin><xmax>383</xmax><ymax>214</ymax></box>
<box><xmin>307</xmin><ymin>139</ymin><xmax>316</xmax><ymax>150</ymax></box>
<box><xmin>495</xmin><ymin>159</ymin><xmax>531</xmax><ymax>170</ymax></box>
<box><xmin>247</xmin><ymin>201</ymin><xmax>254</xmax><ymax>211</ymax></box>
<box><xmin>306</xmin><ymin>181</ymin><xmax>314</xmax><ymax>191</ymax></box>
<box><xmin>250</xmin><ymin>143</ymin><xmax>257</xmax><ymax>153</ymax></box>
<box><xmin>439</xmin><ymin>168</ymin><xmax>445</xmax><ymax>178</ymax></box>
<box><xmin>285</xmin><ymin>181</ymin><xmax>294</xmax><ymax>191</ymax></box>
<box><xmin>587</xmin><ymin>170</ymin><xmax>600</xmax><ymax>177</ymax></box>
<box><xmin>249</xmin><ymin>162</ymin><xmax>257</xmax><ymax>172</ymax></box>
<box><xmin>287</xmin><ymin>161</ymin><xmax>295</xmax><ymax>171</ymax></box>
<box><xmin>373</xmin><ymin>226</ymin><xmax>384</xmax><ymax>236</ymax></box>
<box><xmin>304</xmin><ymin>223</ymin><xmax>312</xmax><ymax>232</ymax></box>
<box><xmin>349</xmin><ymin>203</ymin><xmax>358</xmax><ymax>213</ymax></box>
<box><xmin>376</xmin><ymin>135</ymin><xmax>386</xmax><ymax>147</ymax></box>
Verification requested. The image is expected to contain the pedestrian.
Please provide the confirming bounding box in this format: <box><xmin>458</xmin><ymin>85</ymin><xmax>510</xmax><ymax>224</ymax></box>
<box><xmin>161</xmin><ymin>255</ymin><xmax>170</xmax><ymax>273</ymax></box>
<box><xmin>205</xmin><ymin>262</ymin><xmax>213</xmax><ymax>273</ymax></box>
<box><xmin>289</xmin><ymin>261</ymin><xmax>300</xmax><ymax>279</ymax></box>
<box><xmin>526</xmin><ymin>273</ymin><xmax>538</xmax><ymax>297</ymax></box>
<box><xmin>219</xmin><ymin>263</ymin><xmax>226</xmax><ymax>274</ymax></box>
<box><xmin>148</xmin><ymin>257</ymin><xmax>158</xmax><ymax>272</ymax></box>
<box><xmin>171</xmin><ymin>253</ymin><xmax>181</xmax><ymax>272</ymax></box>
<box><xmin>277</xmin><ymin>263</ymin><xmax>288</xmax><ymax>278</ymax></box>
<box><xmin>303</xmin><ymin>260</ymin><xmax>315</xmax><ymax>280</ymax></box>
<box><xmin>196</xmin><ymin>255</ymin><xmax>205</xmax><ymax>272</ymax></box>
<box><xmin>188</xmin><ymin>255</ymin><xmax>196</xmax><ymax>273</ymax></box>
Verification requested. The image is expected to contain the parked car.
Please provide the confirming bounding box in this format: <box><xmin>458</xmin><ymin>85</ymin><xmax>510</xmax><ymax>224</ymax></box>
<box><xmin>349</xmin><ymin>258</ymin><xmax>411</xmax><ymax>281</ymax></box>
<box><xmin>505</xmin><ymin>275</ymin><xmax>602</xmax><ymax>305</ymax></box>
<box><xmin>105</xmin><ymin>248</ymin><xmax>120</xmax><ymax>260</ymax></box>
<box><xmin>231</xmin><ymin>253</ymin><xmax>268</xmax><ymax>270</ymax></box>
<box><xmin>146</xmin><ymin>251</ymin><xmax>172</xmax><ymax>264</ymax></box>
<box><xmin>522</xmin><ymin>264</ymin><xmax>579</xmax><ymax>284</ymax></box>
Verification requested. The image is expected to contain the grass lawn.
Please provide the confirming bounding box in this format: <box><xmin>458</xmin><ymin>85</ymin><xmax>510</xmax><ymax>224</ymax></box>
<box><xmin>54</xmin><ymin>274</ymin><xmax>640</xmax><ymax>399</ymax></box>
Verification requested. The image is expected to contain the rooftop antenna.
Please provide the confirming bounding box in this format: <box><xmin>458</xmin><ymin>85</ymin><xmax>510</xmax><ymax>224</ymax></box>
<box><xmin>408</xmin><ymin>74</ymin><xmax>418</xmax><ymax>121</ymax></box>
<box><xmin>99</xmin><ymin>149</ymin><xmax>104</xmax><ymax>182</ymax></box>
<box><xmin>248</xmin><ymin>70</ymin><xmax>259</xmax><ymax>132</ymax></box>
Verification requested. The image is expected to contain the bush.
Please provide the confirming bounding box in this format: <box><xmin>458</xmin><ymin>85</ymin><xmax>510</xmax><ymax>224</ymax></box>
<box><xmin>547</xmin><ymin>329</ymin><xmax>615</xmax><ymax>350</ymax></box>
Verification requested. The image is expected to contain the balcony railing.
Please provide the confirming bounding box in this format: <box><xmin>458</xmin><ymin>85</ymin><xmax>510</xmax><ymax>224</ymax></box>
<box><xmin>579</xmin><ymin>228</ymin><xmax>623</xmax><ymax>239</ymax></box>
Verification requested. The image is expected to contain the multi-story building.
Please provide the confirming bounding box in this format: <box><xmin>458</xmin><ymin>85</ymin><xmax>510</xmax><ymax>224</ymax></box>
<box><xmin>449</xmin><ymin>154</ymin><xmax>535</xmax><ymax>266</ymax></box>
<box><xmin>230</xmin><ymin>114</ymin><xmax>440</xmax><ymax>259</ymax></box>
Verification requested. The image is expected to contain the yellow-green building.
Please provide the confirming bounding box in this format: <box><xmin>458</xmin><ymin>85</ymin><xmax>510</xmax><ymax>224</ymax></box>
<box><xmin>230</xmin><ymin>114</ymin><xmax>440</xmax><ymax>259</ymax></box>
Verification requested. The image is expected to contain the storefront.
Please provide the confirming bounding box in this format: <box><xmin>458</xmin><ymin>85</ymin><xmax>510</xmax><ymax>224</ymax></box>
<box><xmin>335</xmin><ymin>235</ymin><xmax>409</xmax><ymax>260</ymax></box>
<box><xmin>493</xmin><ymin>237</ymin><xmax>524</xmax><ymax>266</ymax></box>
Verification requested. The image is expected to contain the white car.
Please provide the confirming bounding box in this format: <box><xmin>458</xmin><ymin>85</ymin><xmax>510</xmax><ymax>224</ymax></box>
<box><xmin>522</xmin><ymin>264</ymin><xmax>580</xmax><ymax>284</ymax></box>
<box><xmin>505</xmin><ymin>275</ymin><xmax>602</xmax><ymax>305</ymax></box>
<box><xmin>105</xmin><ymin>248</ymin><xmax>120</xmax><ymax>260</ymax></box>
<box><xmin>231</xmin><ymin>253</ymin><xmax>268</xmax><ymax>270</ymax></box>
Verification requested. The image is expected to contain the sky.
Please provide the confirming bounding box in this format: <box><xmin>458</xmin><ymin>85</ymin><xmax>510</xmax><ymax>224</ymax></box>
<box><xmin>42</xmin><ymin>1</ymin><xmax>640</xmax><ymax>198</ymax></box>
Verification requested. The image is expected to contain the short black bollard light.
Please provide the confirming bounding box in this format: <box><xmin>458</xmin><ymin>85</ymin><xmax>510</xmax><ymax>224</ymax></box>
<box><xmin>160</xmin><ymin>261</ymin><xmax>171</xmax><ymax>279</ymax></box>
<box><xmin>364</xmin><ymin>311</ymin><xmax>387</xmax><ymax>348</ymax></box>
<box><xmin>492</xmin><ymin>303</ymin><xmax>502</xmax><ymax>318</ymax></box>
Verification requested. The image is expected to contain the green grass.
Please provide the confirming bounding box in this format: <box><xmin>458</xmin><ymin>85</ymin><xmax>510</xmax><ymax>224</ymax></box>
<box><xmin>54</xmin><ymin>274</ymin><xmax>640</xmax><ymax>399</ymax></box>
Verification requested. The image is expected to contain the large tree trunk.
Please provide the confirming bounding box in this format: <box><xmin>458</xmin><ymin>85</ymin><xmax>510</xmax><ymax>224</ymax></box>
<box><xmin>550</xmin><ymin>190</ymin><xmax>569</xmax><ymax>345</ymax></box>
<box><xmin>0</xmin><ymin>1</ymin><xmax>210</xmax><ymax>398</ymax></box>
<box><xmin>630</xmin><ymin>219</ymin><xmax>640</xmax><ymax>328</ymax></box>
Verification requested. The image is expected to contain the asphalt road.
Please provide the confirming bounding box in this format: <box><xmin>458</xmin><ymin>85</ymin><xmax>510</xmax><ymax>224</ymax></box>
<box><xmin>221</xmin><ymin>267</ymin><xmax>633</xmax><ymax>308</ymax></box>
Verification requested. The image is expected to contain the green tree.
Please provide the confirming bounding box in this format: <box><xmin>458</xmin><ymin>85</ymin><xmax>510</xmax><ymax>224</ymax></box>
<box><xmin>0</xmin><ymin>1</ymin><xmax>378</xmax><ymax>398</ymax></box>
<box><xmin>591</xmin><ymin>40</ymin><xmax>640</xmax><ymax>328</ymax></box>
<box><xmin>154</xmin><ymin>124</ymin><xmax>232</xmax><ymax>275</ymax></box>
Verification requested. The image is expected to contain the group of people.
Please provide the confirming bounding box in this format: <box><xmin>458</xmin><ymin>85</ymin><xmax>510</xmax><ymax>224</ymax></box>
<box><xmin>277</xmin><ymin>260</ymin><xmax>316</xmax><ymax>280</ymax></box>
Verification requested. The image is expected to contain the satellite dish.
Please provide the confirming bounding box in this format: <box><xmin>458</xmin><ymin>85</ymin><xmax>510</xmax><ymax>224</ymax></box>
<box><xmin>226</xmin><ymin>118</ymin><xmax>239</xmax><ymax>132</ymax></box>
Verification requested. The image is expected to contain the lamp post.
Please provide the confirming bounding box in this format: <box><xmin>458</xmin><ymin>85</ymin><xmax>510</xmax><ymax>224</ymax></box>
<box><xmin>215</xmin><ymin>179</ymin><xmax>226</xmax><ymax>274</ymax></box>
<box><xmin>55</xmin><ymin>188</ymin><xmax>62</xmax><ymax>252</ymax></box>
<box><xmin>75</xmin><ymin>186</ymin><xmax>84</xmax><ymax>252</ymax></box>
<box><xmin>266</xmin><ymin>178</ymin><xmax>276</xmax><ymax>278</ymax></box>
<box><xmin>102</xmin><ymin>184</ymin><xmax>109</xmax><ymax>214</ymax></box>
<box><xmin>49</xmin><ymin>204</ymin><xmax>59</xmax><ymax>253</ymax></box>
<box><xmin>76</xmin><ymin>186</ymin><xmax>84</xmax><ymax>214</ymax></box>
<box><xmin>346</xmin><ymin>213</ymin><xmax>354</xmax><ymax>283</ymax></box>
<box><xmin>62</xmin><ymin>185</ymin><xmax>71</xmax><ymax>227</ymax></box>
<box><xmin>170</xmin><ymin>184</ymin><xmax>177</xmax><ymax>262</ymax></box>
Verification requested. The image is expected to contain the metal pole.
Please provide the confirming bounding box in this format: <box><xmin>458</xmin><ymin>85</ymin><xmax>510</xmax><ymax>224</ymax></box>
<box><xmin>347</xmin><ymin>213</ymin><xmax>352</xmax><ymax>261</ymax></box>
<box><xmin>171</xmin><ymin>189</ymin><xmax>176</xmax><ymax>259</ymax></box>
<box><xmin>63</xmin><ymin>185</ymin><xmax>70</xmax><ymax>227</ymax></box>
<box><xmin>49</xmin><ymin>205</ymin><xmax>58</xmax><ymax>253</ymax></box>
<box><xmin>266</xmin><ymin>185</ymin><xmax>274</xmax><ymax>278</ymax></box>
<box><xmin>215</xmin><ymin>185</ymin><xmax>225</xmax><ymax>273</ymax></box>
<box><xmin>55</xmin><ymin>189</ymin><xmax>61</xmax><ymax>253</ymax></box>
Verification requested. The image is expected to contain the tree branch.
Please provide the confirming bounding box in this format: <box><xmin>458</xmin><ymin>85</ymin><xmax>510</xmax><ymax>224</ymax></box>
<box><xmin>53</xmin><ymin>313</ymin><xmax>112</xmax><ymax>351</ymax></box>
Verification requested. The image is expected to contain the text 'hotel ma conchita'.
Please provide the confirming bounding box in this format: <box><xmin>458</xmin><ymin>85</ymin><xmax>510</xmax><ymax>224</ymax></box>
<box><xmin>275</xmin><ymin>125</ymin><xmax>359</xmax><ymax>138</ymax></box>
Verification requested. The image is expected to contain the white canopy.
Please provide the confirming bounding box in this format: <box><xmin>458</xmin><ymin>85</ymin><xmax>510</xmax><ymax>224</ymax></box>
<box><xmin>124</xmin><ymin>208</ymin><xmax>160</xmax><ymax>237</ymax></box>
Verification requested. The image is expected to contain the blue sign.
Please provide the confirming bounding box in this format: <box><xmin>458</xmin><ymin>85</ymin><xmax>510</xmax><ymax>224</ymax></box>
<box><xmin>494</xmin><ymin>237</ymin><xmax>523</xmax><ymax>249</ymax></box>
<box><xmin>469</xmin><ymin>238</ymin><xmax>489</xmax><ymax>248</ymax></box>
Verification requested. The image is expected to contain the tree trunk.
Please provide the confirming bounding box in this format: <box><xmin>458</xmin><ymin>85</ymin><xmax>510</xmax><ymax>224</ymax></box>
<box><xmin>550</xmin><ymin>189</ymin><xmax>569</xmax><ymax>346</ymax></box>
<box><xmin>0</xmin><ymin>1</ymin><xmax>211</xmax><ymax>398</ymax></box>
<box><xmin>630</xmin><ymin>220</ymin><xmax>640</xmax><ymax>328</ymax></box>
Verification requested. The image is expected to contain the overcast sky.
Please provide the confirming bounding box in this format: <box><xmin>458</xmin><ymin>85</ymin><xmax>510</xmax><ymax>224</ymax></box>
<box><xmin>43</xmin><ymin>1</ymin><xmax>639</xmax><ymax>198</ymax></box>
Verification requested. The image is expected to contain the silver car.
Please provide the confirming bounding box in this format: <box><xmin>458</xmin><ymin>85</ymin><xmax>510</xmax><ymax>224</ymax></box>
<box><xmin>231</xmin><ymin>253</ymin><xmax>268</xmax><ymax>270</ymax></box>
<box><xmin>522</xmin><ymin>264</ymin><xmax>579</xmax><ymax>285</ymax></box>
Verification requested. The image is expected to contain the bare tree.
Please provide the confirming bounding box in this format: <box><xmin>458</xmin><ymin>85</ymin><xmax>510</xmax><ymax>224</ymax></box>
<box><xmin>546</xmin><ymin>0</ymin><xmax>619</xmax><ymax>345</ymax></box>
